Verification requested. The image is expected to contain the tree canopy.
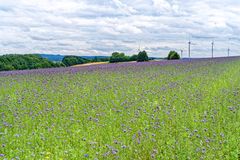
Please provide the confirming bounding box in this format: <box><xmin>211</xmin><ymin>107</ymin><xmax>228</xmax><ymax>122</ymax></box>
<box><xmin>137</xmin><ymin>50</ymin><xmax>149</xmax><ymax>62</ymax></box>
<box><xmin>109</xmin><ymin>52</ymin><xmax>130</xmax><ymax>63</ymax></box>
<box><xmin>167</xmin><ymin>51</ymin><xmax>180</xmax><ymax>60</ymax></box>
<box><xmin>0</xmin><ymin>54</ymin><xmax>64</xmax><ymax>71</ymax></box>
<box><xmin>129</xmin><ymin>54</ymin><xmax>138</xmax><ymax>61</ymax></box>
<box><xmin>109</xmin><ymin>51</ymin><xmax>150</xmax><ymax>63</ymax></box>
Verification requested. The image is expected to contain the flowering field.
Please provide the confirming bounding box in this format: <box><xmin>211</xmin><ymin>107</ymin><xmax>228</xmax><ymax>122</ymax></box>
<box><xmin>0</xmin><ymin>58</ymin><xmax>240</xmax><ymax>159</ymax></box>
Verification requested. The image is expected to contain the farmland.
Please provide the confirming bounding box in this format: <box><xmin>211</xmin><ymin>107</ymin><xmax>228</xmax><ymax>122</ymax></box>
<box><xmin>0</xmin><ymin>58</ymin><xmax>240</xmax><ymax>159</ymax></box>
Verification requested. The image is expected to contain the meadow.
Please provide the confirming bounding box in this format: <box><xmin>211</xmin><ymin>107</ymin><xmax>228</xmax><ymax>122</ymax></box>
<box><xmin>0</xmin><ymin>58</ymin><xmax>240</xmax><ymax>159</ymax></box>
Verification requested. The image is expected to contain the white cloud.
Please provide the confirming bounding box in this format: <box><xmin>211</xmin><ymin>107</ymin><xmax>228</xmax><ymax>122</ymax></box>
<box><xmin>0</xmin><ymin>0</ymin><xmax>240</xmax><ymax>57</ymax></box>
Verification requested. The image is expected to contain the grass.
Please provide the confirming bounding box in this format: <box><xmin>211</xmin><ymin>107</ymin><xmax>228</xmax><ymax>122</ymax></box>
<box><xmin>0</xmin><ymin>58</ymin><xmax>240</xmax><ymax>159</ymax></box>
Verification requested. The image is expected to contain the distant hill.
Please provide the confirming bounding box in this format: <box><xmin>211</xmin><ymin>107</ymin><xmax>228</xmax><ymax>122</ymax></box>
<box><xmin>38</xmin><ymin>54</ymin><xmax>110</xmax><ymax>62</ymax></box>
<box><xmin>39</xmin><ymin>54</ymin><xmax>65</xmax><ymax>62</ymax></box>
<box><xmin>81</xmin><ymin>56</ymin><xmax>110</xmax><ymax>60</ymax></box>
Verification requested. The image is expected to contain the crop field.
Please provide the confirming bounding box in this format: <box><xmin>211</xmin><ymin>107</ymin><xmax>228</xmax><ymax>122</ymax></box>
<box><xmin>0</xmin><ymin>58</ymin><xmax>240</xmax><ymax>159</ymax></box>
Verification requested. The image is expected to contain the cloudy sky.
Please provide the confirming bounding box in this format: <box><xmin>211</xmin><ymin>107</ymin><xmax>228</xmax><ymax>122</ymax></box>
<box><xmin>0</xmin><ymin>0</ymin><xmax>240</xmax><ymax>57</ymax></box>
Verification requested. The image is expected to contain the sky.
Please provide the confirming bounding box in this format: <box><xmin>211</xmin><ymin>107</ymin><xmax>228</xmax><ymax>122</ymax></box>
<box><xmin>0</xmin><ymin>0</ymin><xmax>240</xmax><ymax>57</ymax></box>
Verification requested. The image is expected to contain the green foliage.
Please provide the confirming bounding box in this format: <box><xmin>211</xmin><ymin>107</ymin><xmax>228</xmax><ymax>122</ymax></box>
<box><xmin>109</xmin><ymin>52</ymin><xmax>130</xmax><ymax>63</ymax></box>
<box><xmin>137</xmin><ymin>50</ymin><xmax>149</xmax><ymax>62</ymax></box>
<box><xmin>0</xmin><ymin>54</ymin><xmax>64</xmax><ymax>71</ymax></box>
<box><xmin>91</xmin><ymin>57</ymin><xmax>110</xmax><ymax>62</ymax></box>
<box><xmin>109</xmin><ymin>51</ymin><xmax>150</xmax><ymax>63</ymax></box>
<box><xmin>62</xmin><ymin>56</ymin><xmax>89</xmax><ymax>67</ymax></box>
<box><xmin>129</xmin><ymin>54</ymin><xmax>138</xmax><ymax>61</ymax></box>
<box><xmin>167</xmin><ymin>51</ymin><xmax>180</xmax><ymax>60</ymax></box>
<box><xmin>109</xmin><ymin>52</ymin><xmax>142</xmax><ymax>63</ymax></box>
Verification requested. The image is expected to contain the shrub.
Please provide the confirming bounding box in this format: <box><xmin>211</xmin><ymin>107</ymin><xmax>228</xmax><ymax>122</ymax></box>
<box><xmin>137</xmin><ymin>50</ymin><xmax>148</xmax><ymax>62</ymax></box>
<box><xmin>167</xmin><ymin>51</ymin><xmax>180</xmax><ymax>60</ymax></box>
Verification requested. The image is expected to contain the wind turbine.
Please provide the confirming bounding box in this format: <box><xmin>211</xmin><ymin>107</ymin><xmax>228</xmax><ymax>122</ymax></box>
<box><xmin>188</xmin><ymin>36</ymin><xmax>198</xmax><ymax>59</ymax></box>
<box><xmin>227</xmin><ymin>38</ymin><xmax>240</xmax><ymax>57</ymax></box>
<box><xmin>188</xmin><ymin>41</ymin><xmax>191</xmax><ymax>58</ymax></box>
<box><xmin>181</xmin><ymin>50</ymin><xmax>183</xmax><ymax>58</ymax></box>
<box><xmin>138</xmin><ymin>41</ymin><xmax>141</xmax><ymax>53</ymax></box>
<box><xmin>227</xmin><ymin>38</ymin><xmax>230</xmax><ymax>57</ymax></box>
<box><xmin>188</xmin><ymin>35</ymin><xmax>191</xmax><ymax>59</ymax></box>
<box><xmin>211</xmin><ymin>40</ymin><xmax>214</xmax><ymax>58</ymax></box>
<box><xmin>228</xmin><ymin>37</ymin><xmax>240</xmax><ymax>57</ymax></box>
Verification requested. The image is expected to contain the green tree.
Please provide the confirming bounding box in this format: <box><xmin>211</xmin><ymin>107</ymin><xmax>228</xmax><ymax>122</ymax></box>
<box><xmin>129</xmin><ymin>54</ymin><xmax>138</xmax><ymax>61</ymax></box>
<box><xmin>137</xmin><ymin>50</ymin><xmax>149</xmax><ymax>62</ymax></box>
<box><xmin>109</xmin><ymin>52</ymin><xmax>129</xmax><ymax>63</ymax></box>
<box><xmin>167</xmin><ymin>51</ymin><xmax>180</xmax><ymax>60</ymax></box>
<box><xmin>0</xmin><ymin>54</ymin><xmax>64</xmax><ymax>71</ymax></box>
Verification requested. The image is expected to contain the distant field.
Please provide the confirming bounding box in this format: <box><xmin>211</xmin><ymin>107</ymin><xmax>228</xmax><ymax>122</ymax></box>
<box><xmin>72</xmin><ymin>62</ymin><xmax>109</xmax><ymax>67</ymax></box>
<box><xmin>0</xmin><ymin>58</ymin><xmax>239</xmax><ymax>159</ymax></box>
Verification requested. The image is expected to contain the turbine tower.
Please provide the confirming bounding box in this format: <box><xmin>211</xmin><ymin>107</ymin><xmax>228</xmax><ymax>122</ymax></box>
<box><xmin>188</xmin><ymin>41</ymin><xmax>191</xmax><ymax>59</ymax></box>
<box><xmin>138</xmin><ymin>42</ymin><xmax>141</xmax><ymax>52</ymax></box>
<box><xmin>227</xmin><ymin>38</ymin><xmax>230</xmax><ymax>57</ymax></box>
<box><xmin>211</xmin><ymin>40</ymin><xmax>214</xmax><ymax>58</ymax></box>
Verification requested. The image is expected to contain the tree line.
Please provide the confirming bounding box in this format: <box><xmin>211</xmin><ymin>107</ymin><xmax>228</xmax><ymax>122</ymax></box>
<box><xmin>109</xmin><ymin>50</ymin><xmax>180</xmax><ymax>63</ymax></box>
<box><xmin>0</xmin><ymin>54</ymin><xmax>110</xmax><ymax>71</ymax></box>
<box><xmin>62</xmin><ymin>56</ymin><xmax>109</xmax><ymax>67</ymax></box>
<box><xmin>0</xmin><ymin>54</ymin><xmax>64</xmax><ymax>71</ymax></box>
<box><xmin>62</xmin><ymin>50</ymin><xmax>180</xmax><ymax>66</ymax></box>
<box><xmin>109</xmin><ymin>50</ymin><xmax>149</xmax><ymax>63</ymax></box>
<box><xmin>0</xmin><ymin>51</ymin><xmax>180</xmax><ymax>71</ymax></box>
